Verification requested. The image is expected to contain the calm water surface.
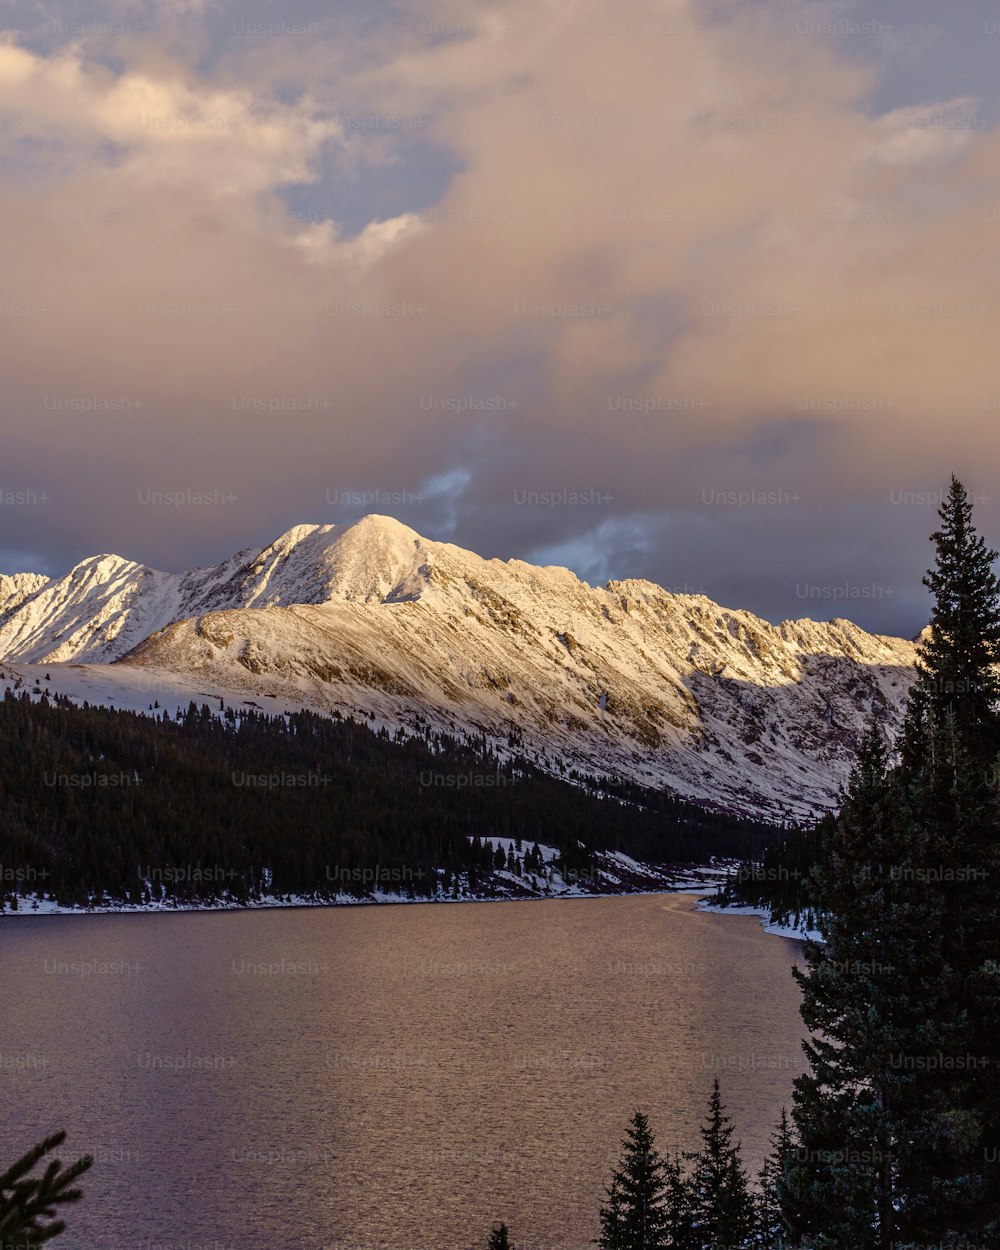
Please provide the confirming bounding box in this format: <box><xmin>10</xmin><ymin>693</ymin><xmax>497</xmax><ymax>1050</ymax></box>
<box><xmin>0</xmin><ymin>895</ymin><xmax>806</xmax><ymax>1250</ymax></box>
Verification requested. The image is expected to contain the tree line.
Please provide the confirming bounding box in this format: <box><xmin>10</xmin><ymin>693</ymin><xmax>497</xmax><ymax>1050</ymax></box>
<box><xmin>0</xmin><ymin>686</ymin><xmax>779</xmax><ymax>910</ymax></box>
<box><xmin>488</xmin><ymin>1085</ymin><xmax>790</xmax><ymax>1250</ymax></box>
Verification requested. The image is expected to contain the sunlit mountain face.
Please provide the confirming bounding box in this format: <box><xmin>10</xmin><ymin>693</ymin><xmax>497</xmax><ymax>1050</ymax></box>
<box><xmin>0</xmin><ymin>515</ymin><xmax>919</xmax><ymax>821</ymax></box>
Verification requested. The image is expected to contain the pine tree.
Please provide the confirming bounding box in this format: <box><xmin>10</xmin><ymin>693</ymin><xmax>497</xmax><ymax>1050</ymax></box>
<box><xmin>0</xmin><ymin>1132</ymin><xmax>91</xmax><ymax>1249</ymax></box>
<box><xmin>755</xmin><ymin>1109</ymin><xmax>795</xmax><ymax>1249</ymax></box>
<box><xmin>791</xmin><ymin>480</ymin><xmax>1000</xmax><ymax>1247</ymax></box>
<box><xmin>663</xmin><ymin>1150</ymin><xmax>697</xmax><ymax>1250</ymax></box>
<box><xmin>884</xmin><ymin>720</ymin><xmax>983</xmax><ymax>1245</ymax></box>
<box><xmin>599</xmin><ymin>1178</ymin><xmax>628</xmax><ymax>1250</ymax></box>
<box><xmin>911</xmin><ymin>475</ymin><xmax>1000</xmax><ymax>764</ymax></box>
<box><xmin>790</xmin><ymin>718</ymin><xmax>904</xmax><ymax>1249</ymax></box>
<box><xmin>597</xmin><ymin>1111</ymin><xmax>672</xmax><ymax>1249</ymax></box>
<box><xmin>895</xmin><ymin>479</ymin><xmax>1000</xmax><ymax>1243</ymax></box>
<box><xmin>487</xmin><ymin>1221</ymin><xmax>512</xmax><ymax>1250</ymax></box>
<box><xmin>687</xmin><ymin>1080</ymin><xmax>755</xmax><ymax>1249</ymax></box>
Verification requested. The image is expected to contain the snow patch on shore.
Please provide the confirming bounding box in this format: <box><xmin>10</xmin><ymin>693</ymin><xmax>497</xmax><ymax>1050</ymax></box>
<box><xmin>0</xmin><ymin>859</ymin><xmax>740</xmax><ymax>917</ymax></box>
<box><xmin>697</xmin><ymin>900</ymin><xmax>821</xmax><ymax>943</ymax></box>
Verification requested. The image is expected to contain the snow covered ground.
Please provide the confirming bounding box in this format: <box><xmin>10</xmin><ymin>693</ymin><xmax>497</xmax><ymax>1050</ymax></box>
<box><xmin>1</xmin><ymin>856</ymin><xmax>820</xmax><ymax>954</ymax></box>
<box><xmin>0</xmin><ymin>853</ymin><xmax>739</xmax><ymax>918</ymax></box>
<box><xmin>697</xmin><ymin>900</ymin><xmax>822</xmax><ymax>943</ymax></box>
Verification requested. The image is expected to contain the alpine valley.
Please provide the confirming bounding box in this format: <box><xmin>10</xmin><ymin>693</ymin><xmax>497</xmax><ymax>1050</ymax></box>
<box><xmin>0</xmin><ymin>515</ymin><xmax>919</xmax><ymax>824</ymax></box>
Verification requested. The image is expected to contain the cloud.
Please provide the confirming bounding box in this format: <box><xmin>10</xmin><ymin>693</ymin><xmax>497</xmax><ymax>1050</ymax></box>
<box><xmin>0</xmin><ymin>0</ymin><xmax>998</xmax><ymax>635</ymax></box>
<box><xmin>870</xmin><ymin>96</ymin><xmax>983</xmax><ymax>164</ymax></box>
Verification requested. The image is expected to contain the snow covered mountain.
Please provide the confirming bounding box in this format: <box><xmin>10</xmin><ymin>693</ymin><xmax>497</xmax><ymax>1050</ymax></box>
<box><xmin>0</xmin><ymin>519</ymin><xmax>429</xmax><ymax>665</ymax></box>
<box><xmin>0</xmin><ymin>516</ymin><xmax>920</xmax><ymax>821</ymax></box>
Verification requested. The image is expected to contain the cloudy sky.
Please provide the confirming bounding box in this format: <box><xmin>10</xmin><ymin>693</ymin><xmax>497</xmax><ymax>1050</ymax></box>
<box><xmin>2</xmin><ymin>0</ymin><xmax>999</xmax><ymax>636</ymax></box>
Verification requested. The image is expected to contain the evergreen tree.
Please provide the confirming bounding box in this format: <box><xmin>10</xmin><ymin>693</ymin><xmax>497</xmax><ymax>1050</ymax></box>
<box><xmin>910</xmin><ymin>474</ymin><xmax>1000</xmax><ymax>765</ymax></box>
<box><xmin>790</xmin><ymin>719</ymin><xmax>904</xmax><ymax>1249</ymax></box>
<box><xmin>599</xmin><ymin>1176</ymin><xmax>628</xmax><ymax>1250</ymax></box>
<box><xmin>487</xmin><ymin>1221</ymin><xmax>512</xmax><ymax>1250</ymax></box>
<box><xmin>0</xmin><ymin>1132</ymin><xmax>91</xmax><ymax>1249</ymax></box>
<box><xmin>895</xmin><ymin>478</ymin><xmax>1000</xmax><ymax>1243</ymax></box>
<box><xmin>755</xmin><ymin>1109</ymin><xmax>795</xmax><ymax>1249</ymax></box>
<box><xmin>791</xmin><ymin>480</ymin><xmax>1000</xmax><ymax>1246</ymax></box>
<box><xmin>597</xmin><ymin>1111</ymin><xmax>672</xmax><ymax>1249</ymax></box>
<box><xmin>687</xmin><ymin>1080</ymin><xmax>755</xmax><ymax>1250</ymax></box>
<box><xmin>664</xmin><ymin>1150</ymin><xmax>698</xmax><ymax>1250</ymax></box>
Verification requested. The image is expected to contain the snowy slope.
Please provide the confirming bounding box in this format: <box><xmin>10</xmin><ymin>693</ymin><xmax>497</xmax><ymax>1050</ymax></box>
<box><xmin>0</xmin><ymin>572</ymin><xmax>50</xmax><ymax>617</ymax></box>
<box><xmin>0</xmin><ymin>516</ymin><xmax>920</xmax><ymax>820</ymax></box>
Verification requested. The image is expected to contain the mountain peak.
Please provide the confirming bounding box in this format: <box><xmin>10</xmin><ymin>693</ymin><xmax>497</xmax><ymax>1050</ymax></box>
<box><xmin>254</xmin><ymin>516</ymin><xmax>420</xmax><ymax>562</ymax></box>
<box><xmin>320</xmin><ymin>514</ymin><xmax>426</xmax><ymax>603</ymax></box>
<box><xmin>67</xmin><ymin>553</ymin><xmax>143</xmax><ymax>583</ymax></box>
<box><xmin>0</xmin><ymin>519</ymin><xmax>927</xmax><ymax>819</ymax></box>
<box><xmin>345</xmin><ymin>513</ymin><xmax>421</xmax><ymax>540</ymax></box>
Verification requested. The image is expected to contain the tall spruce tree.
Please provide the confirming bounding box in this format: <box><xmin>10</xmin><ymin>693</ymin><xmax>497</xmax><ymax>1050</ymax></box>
<box><xmin>597</xmin><ymin>1111</ymin><xmax>673</xmax><ymax>1250</ymax></box>
<box><xmin>686</xmin><ymin>1080</ymin><xmax>755</xmax><ymax>1249</ymax></box>
<box><xmin>791</xmin><ymin>479</ymin><xmax>1000</xmax><ymax>1247</ymax></box>
<box><xmin>897</xmin><ymin>477</ymin><xmax>1000</xmax><ymax>1243</ymax></box>
<box><xmin>911</xmin><ymin>475</ymin><xmax>1000</xmax><ymax>764</ymax></box>
<box><xmin>790</xmin><ymin>718</ymin><xmax>913</xmax><ymax>1249</ymax></box>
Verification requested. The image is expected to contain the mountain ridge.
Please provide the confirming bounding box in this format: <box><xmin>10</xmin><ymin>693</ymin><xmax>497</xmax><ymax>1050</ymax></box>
<box><xmin>0</xmin><ymin>515</ymin><xmax>921</xmax><ymax>820</ymax></box>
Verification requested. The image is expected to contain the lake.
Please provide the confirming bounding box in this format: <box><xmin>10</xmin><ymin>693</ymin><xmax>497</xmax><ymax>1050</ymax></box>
<box><xmin>0</xmin><ymin>894</ymin><xmax>806</xmax><ymax>1250</ymax></box>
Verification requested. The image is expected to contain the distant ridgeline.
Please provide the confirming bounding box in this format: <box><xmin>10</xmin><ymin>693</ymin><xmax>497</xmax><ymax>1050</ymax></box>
<box><xmin>0</xmin><ymin>690</ymin><xmax>781</xmax><ymax>908</ymax></box>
